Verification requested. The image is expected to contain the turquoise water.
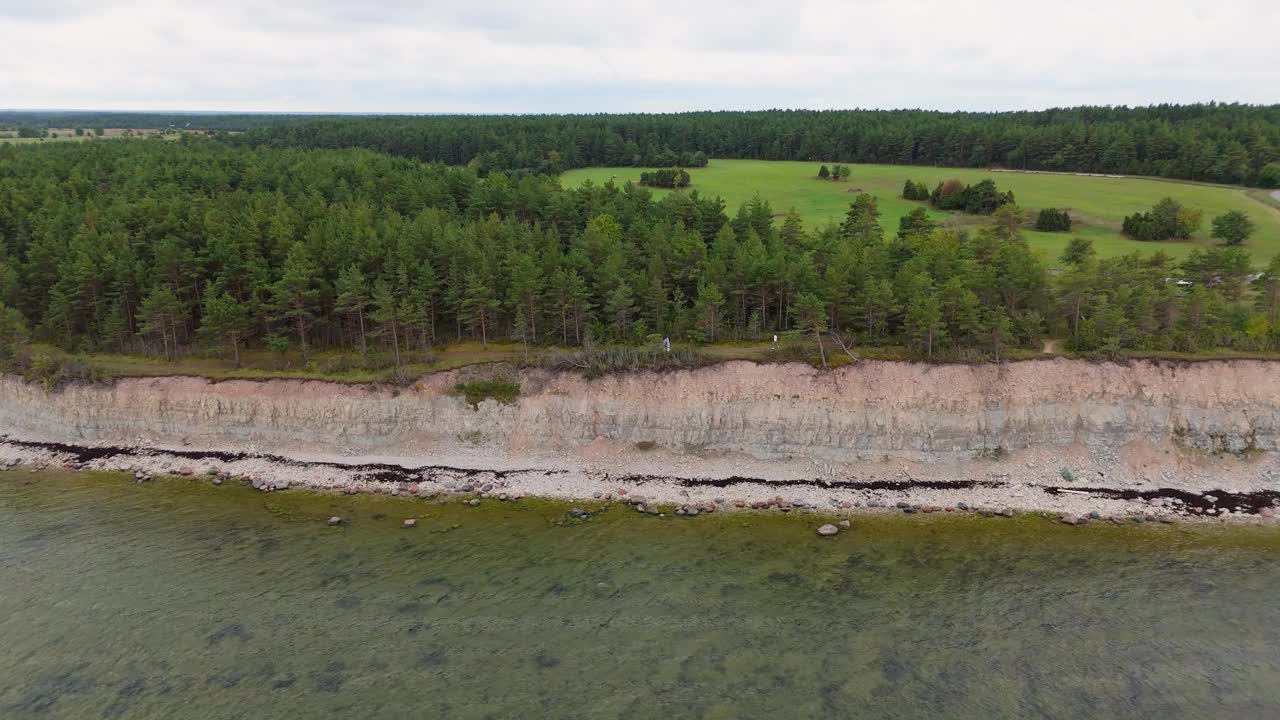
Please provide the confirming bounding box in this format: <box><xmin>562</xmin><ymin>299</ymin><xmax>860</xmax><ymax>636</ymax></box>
<box><xmin>3</xmin><ymin>470</ymin><xmax>1280</xmax><ymax>719</ymax></box>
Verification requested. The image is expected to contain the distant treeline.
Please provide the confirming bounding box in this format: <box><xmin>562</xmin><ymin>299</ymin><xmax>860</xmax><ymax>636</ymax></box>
<box><xmin>235</xmin><ymin>105</ymin><xmax>1280</xmax><ymax>186</ymax></box>
<box><xmin>0</xmin><ymin>111</ymin><xmax>342</xmax><ymax>132</ymax></box>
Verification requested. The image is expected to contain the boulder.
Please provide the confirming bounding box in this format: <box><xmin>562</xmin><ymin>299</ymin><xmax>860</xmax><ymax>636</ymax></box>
<box><xmin>327</xmin><ymin>516</ymin><xmax>343</xmax><ymax>526</ymax></box>
<box><xmin>816</xmin><ymin>524</ymin><xmax>839</xmax><ymax>537</ymax></box>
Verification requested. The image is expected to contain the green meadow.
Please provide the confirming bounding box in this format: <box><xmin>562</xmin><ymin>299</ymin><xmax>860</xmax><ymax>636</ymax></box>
<box><xmin>562</xmin><ymin>160</ymin><xmax>1280</xmax><ymax>265</ymax></box>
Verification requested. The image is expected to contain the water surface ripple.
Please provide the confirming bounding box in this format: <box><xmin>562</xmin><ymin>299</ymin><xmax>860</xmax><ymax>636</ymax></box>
<box><xmin>2</xmin><ymin>471</ymin><xmax>1278</xmax><ymax>719</ymax></box>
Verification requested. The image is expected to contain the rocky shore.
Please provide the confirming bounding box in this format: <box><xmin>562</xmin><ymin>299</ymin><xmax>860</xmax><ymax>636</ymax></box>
<box><xmin>3</xmin><ymin>437</ymin><xmax>1278</xmax><ymax>525</ymax></box>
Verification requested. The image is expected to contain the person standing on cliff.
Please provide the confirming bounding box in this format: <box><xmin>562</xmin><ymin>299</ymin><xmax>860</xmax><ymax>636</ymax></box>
<box><xmin>772</xmin><ymin>333</ymin><xmax>778</xmax><ymax>347</ymax></box>
<box><xmin>663</xmin><ymin>337</ymin><xmax>671</xmax><ymax>353</ymax></box>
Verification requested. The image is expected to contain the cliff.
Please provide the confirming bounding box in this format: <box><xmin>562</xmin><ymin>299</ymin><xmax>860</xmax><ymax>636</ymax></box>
<box><xmin>1</xmin><ymin>359</ymin><xmax>1277</xmax><ymax>470</ymax></box>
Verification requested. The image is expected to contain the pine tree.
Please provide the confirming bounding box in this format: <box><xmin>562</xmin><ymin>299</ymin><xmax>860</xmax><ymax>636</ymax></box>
<box><xmin>461</xmin><ymin>273</ymin><xmax>499</xmax><ymax>345</ymax></box>
<box><xmin>903</xmin><ymin>274</ymin><xmax>945</xmax><ymax>358</ymax></box>
<box><xmin>897</xmin><ymin>207</ymin><xmax>936</xmax><ymax>240</ymax></box>
<box><xmin>370</xmin><ymin>278</ymin><xmax>402</xmax><ymax>368</ymax></box>
<box><xmin>199</xmin><ymin>288</ymin><xmax>250</xmax><ymax>367</ymax></box>
<box><xmin>792</xmin><ymin>291</ymin><xmax>828</xmax><ymax>367</ymax></box>
<box><xmin>513</xmin><ymin>306</ymin><xmax>530</xmax><ymax>361</ymax></box>
<box><xmin>605</xmin><ymin>282</ymin><xmax>635</xmax><ymax>341</ymax></box>
<box><xmin>692</xmin><ymin>281</ymin><xmax>725</xmax><ymax>342</ymax></box>
<box><xmin>138</xmin><ymin>286</ymin><xmax>186</xmax><ymax>360</ymax></box>
<box><xmin>507</xmin><ymin>253</ymin><xmax>543</xmax><ymax>343</ymax></box>
<box><xmin>334</xmin><ymin>264</ymin><xmax>370</xmax><ymax>357</ymax></box>
<box><xmin>271</xmin><ymin>243</ymin><xmax>319</xmax><ymax>362</ymax></box>
<box><xmin>981</xmin><ymin>307</ymin><xmax>1012</xmax><ymax>361</ymax></box>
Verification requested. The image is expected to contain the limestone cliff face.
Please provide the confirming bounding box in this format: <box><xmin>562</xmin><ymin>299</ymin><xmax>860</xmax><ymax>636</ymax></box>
<box><xmin>1</xmin><ymin>359</ymin><xmax>1277</xmax><ymax>462</ymax></box>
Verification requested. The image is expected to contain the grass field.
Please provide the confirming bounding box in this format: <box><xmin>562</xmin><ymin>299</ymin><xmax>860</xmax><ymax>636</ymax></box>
<box><xmin>562</xmin><ymin>160</ymin><xmax>1280</xmax><ymax>265</ymax></box>
<box><xmin>0</xmin><ymin>128</ymin><xmax>180</xmax><ymax>144</ymax></box>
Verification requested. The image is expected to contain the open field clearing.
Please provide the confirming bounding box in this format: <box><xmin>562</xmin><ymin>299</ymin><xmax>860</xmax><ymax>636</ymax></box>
<box><xmin>563</xmin><ymin>160</ymin><xmax>1280</xmax><ymax>264</ymax></box>
<box><xmin>0</xmin><ymin>127</ymin><xmax>180</xmax><ymax>144</ymax></box>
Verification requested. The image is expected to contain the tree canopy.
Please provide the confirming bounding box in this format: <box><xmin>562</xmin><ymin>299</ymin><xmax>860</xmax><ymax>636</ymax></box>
<box><xmin>1</xmin><ymin>137</ymin><xmax>1279</xmax><ymax>371</ymax></box>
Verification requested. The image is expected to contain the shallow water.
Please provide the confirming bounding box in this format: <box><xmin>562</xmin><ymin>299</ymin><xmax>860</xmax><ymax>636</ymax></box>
<box><xmin>3</xmin><ymin>471</ymin><xmax>1280</xmax><ymax>719</ymax></box>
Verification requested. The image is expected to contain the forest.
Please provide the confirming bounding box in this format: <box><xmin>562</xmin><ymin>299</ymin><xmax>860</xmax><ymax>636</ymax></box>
<box><xmin>235</xmin><ymin>105</ymin><xmax>1280</xmax><ymax>186</ymax></box>
<box><xmin>2</xmin><ymin>137</ymin><xmax>1279</xmax><ymax>375</ymax></box>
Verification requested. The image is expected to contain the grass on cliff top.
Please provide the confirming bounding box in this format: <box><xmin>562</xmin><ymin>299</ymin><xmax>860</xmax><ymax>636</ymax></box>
<box><xmin>562</xmin><ymin>159</ymin><xmax>1280</xmax><ymax>264</ymax></box>
<box><xmin>31</xmin><ymin>342</ymin><xmax>530</xmax><ymax>384</ymax></box>
<box><xmin>16</xmin><ymin>340</ymin><xmax>1280</xmax><ymax>388</ymax></box>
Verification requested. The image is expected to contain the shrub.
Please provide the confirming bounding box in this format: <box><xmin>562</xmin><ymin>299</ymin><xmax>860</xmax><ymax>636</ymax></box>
<box><xmin>0</xmin><ymin>301</ymin><xmax>29</xmax><ymax>371</ymax></box>
<box><xmin>930</xmin><ymin>178</ymin><xmax>1014</xmax><ymax>214</ymax></box>
<box><xmin>1122</xmin><ymin>197</ymin><xmax>1201</xmax><ymax>241</ymax></box>
<box><xmin>902</xmin><ymin>179</ymin><xmax>930</xmax><ymax>201</ymax></box>
<box><xmin>452</xmin><ymin>378</ymin><xmax>521</xmax><ymax>407</ymax></box>
<box><xmin>22</xmin><ymin>353</ymin><xmax>100</xmax><ymax>390</ymax></box>
<box><xmin>639</xmin><ymin>168</ymin><xmax>691</xmax><ymax>188</ymax></box>
<box><xmin>1034</xmin><ymin>208</ymin><xmax>1072</xmax><ymax>232</ymax></box>
<box><xmin>538</xmin><ymin>345</ymin><xmax>711</xmax><ymax>378</ymax></box>
<box><xmin>1258</xmin><ymin>162</ymin><xmax>1280</xmax><ymax>189</ymax></box>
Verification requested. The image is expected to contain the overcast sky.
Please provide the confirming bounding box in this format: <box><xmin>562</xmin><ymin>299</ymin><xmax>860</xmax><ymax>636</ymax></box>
<box><xmin>2</xmin><ymin>0</ymin><xmax>1277</xmax><ymax>113</ymax></box>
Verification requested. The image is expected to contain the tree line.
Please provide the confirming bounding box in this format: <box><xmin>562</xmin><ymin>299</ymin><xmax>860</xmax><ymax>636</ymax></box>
<box><xmin>235</xmin><ymin>105</ymin><xmax>1280</xmax><ymax>187</ymax></box>
<box><xmin>2</xmin><ymin>138</ymin><xmax>1280</xmax><ymax>372</ymax></box>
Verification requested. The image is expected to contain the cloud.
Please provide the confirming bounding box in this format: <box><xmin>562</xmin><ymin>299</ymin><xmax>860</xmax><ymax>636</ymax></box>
<box><xmin>0</xmin><ymin>0</ymin><xmax>1276</xmax><ymax>112</ymax></box>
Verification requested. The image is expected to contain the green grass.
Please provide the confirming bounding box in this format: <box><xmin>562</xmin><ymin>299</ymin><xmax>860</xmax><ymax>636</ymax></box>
<box><xmin>23</xmin><ymin>342</ymin><xmax>535</xmax><ymax>384</ymax></box>
<box><xmin>562</xmin><ymin>160</ymin><xmax>1280</xmax><ymax>265</ymax></box>
<box><xmin>18</xmin><ymin>338</ymin><xmax>1280</xmax><ymax>387</ymax></box>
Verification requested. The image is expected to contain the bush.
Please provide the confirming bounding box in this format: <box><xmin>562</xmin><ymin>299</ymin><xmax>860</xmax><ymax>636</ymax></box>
<box><xmin>902</xmin><ymin>179</ymin><xmax>931</xmax><ymax>201</ymax></box>
<box><xmin>1258</xmin><ymin>162</ymin><xmax>1280</xmax><ymax>189</ymax></box>
<box><xmin>21</xmin><ymin>353</ymin><xmax>100</xmax><ymax>390</ymax></box>
<box><xmin>1122</xmin><ymin>197</ymin><xmax>1201</xmax><ymax>241</ymax></box>
<box><xmin>1034</xmin><ymin>208</ymin><xmax>1072</xmax><ymax>232</ymax></box>
<box><xmin>538</xmin><ymin>345</ymin><xmax>711</xmax><ymax>378</ymax></box>
<box><xmin>451</xmin><ymin>378</ymin><xmax>521</xmax><ymax>407</ymax></box>
<box><xmin>0</xmin><ymin>301</ymin><xmax>29</xmax><ymax>371</ymax></box>
<box><xmin>639</xmin><ymin>168</ymin><xmax>691</xmax><ymax>188</ymax></box>
<box><xmin>930</xmin><ymin>178</ymin><xmax>1014</xmax><ymax>214</ymax></box>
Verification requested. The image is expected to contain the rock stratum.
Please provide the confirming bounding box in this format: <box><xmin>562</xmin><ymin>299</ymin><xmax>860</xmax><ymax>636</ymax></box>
<box><xmin>2</xmin><ymin>359</ymin><xmax>1280</xmax><ymax>517</ymax></box>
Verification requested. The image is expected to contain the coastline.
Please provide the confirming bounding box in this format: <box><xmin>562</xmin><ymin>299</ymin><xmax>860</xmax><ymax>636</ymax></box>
<box><xmin>6</xmin><ymin>356</ymin><xmax>1280</xmax><ymax>526</ymax></box>
<box><xmin>3</xmin><ymin>436</ymin><xmax>1277</xmax><ymax>525</ymax></box>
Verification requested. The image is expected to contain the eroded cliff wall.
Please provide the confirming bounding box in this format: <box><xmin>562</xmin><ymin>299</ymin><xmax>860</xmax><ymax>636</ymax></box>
<box><xmin>2</xmin><ymin>359</ymin><xmax>1277</xmax><ymax>465</ymax></box>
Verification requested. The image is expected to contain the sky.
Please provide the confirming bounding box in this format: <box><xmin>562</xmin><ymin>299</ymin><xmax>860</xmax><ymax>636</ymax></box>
<box><xmin>1</xmin><ymin>0</ymin><xmax>1277</xmax><ymax>113</ymax></box>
